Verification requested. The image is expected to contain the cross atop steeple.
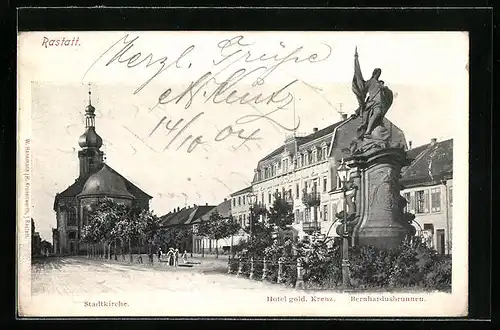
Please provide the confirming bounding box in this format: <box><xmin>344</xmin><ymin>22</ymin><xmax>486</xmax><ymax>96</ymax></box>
<box><xmin>88</xmin><ymin>83</ymin><xmax>92</xmax><ymax>105</ymax></box>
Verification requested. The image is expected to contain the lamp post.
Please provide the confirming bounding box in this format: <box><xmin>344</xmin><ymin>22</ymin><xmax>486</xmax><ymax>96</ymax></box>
<box><xmin>337</xmin><ymin>159</ymin><xmax>351</xmax><ymax>289</ymax></box>
<box><xmin>247</xmin><ymin>193</ymin><xmax>257</xmax><ymax>243</ymax></box>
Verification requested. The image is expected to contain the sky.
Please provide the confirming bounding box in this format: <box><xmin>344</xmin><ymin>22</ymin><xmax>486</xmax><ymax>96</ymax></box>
<box><xmin>18</xmin><ymin>31</ymin><xmax>469</xmax><ymax>241</ymax></box>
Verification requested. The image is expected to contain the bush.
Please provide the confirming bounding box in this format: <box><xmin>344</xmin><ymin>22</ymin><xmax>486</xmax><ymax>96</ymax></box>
<box><xmin>423</xmin><ymin>255</ymin><xmax>452</xmax><ymax>291</ymax></box>
<box><xmin>231</xmin><ymin>229</ymin><xmax>451</xmax><ymax>292</ymax></box>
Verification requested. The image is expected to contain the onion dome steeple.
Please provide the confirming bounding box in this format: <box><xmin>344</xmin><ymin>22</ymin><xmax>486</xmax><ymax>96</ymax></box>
<box><xmin>78</xmin><ymin>87</ymin><xmax>103</xmax><ymax>149</ymax></box>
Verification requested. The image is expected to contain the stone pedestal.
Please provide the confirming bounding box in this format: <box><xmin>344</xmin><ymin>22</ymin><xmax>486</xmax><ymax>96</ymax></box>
<box><xmin>350</xmin><ymin>147</ymin><xmax>409</xmax><ymax>249</ymax></box>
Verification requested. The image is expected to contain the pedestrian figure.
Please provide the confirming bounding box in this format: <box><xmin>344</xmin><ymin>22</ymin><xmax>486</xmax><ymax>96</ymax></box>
<box><xmin>157</xmin><ymin>247</ymin><xmax>162</xmax><ymax>262</ymax></box>
<box><xmin>174</xmin><ymin>248</ymin><xmax>179</xmax><ymax>267</ymax></box>
<box><xmin>181</xmin><ymin>250</ymin><xmax>188</xmax><ymax>264</ymax></box>
<box><xmin>166</xmin><ymin>248</ymin><xmax>175</xmax><ymax>266</ymax></box>
<box><xmin>148</xmin><ymin>252</ymin><xmax>154</xmax><ymax>264</ymax></box>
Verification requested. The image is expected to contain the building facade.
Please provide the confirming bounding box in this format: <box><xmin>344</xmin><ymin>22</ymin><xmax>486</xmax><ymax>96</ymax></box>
<box><xmin>250</xmin><ymin>114</ymin><xmax>408</xmax><ymax>240</ymax></box>
<box><xmin>53</xmin><ymin>92</ymin><xmax>152</xmax><ymax>255</ymax></box>
<box><xmin>400</xmin><ymin>138</ymin><xmax>453</xmax><ymax>255</ymax></box>
<box><xmin>230</xmin><ymin>186</ymin><xmax>252</xmax><ymax>229</ymax></box>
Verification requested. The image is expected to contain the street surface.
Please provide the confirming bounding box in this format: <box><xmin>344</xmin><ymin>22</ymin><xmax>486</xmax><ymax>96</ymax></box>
<box><xmin>26</xmin><ymin>255</ymin><xmax>321</xmax><ymax>316</ymax></box>
<box><xmin>23</xmin><ymin>256</ymin><xmax>445</xmax><ymax>317</ymax></box>
<box><xmin>31</xmin><ymin>255</ymin><xmax>294</xmax><ymax>296</ymax></box>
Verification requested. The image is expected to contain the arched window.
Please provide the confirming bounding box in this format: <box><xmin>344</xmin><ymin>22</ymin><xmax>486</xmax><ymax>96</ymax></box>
<box><xmin>82</xmin><ymin>207</ymin><xmax>89</xmax><ymax>226</ymax></box>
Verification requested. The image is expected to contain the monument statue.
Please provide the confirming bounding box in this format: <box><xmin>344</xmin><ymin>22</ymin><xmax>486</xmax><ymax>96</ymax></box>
<box><xmin>345</xmin><ymin>48</ymin><xmax>411</xmax><ymax>249</ymax></box>
<box><xmin>350</xmin><ymin>48</ymin><xmax>401</xmax><ymax>155</ymax></box>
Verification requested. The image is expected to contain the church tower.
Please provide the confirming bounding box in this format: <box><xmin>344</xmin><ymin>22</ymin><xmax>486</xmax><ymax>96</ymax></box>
<box><xmin>77</xmin><ymin>88</ymin><xmax>104</xmax><ymax>178</ymax></box>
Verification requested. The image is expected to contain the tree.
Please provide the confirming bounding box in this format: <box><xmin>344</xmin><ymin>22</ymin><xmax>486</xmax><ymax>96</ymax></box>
<box><xmin>268</xmin><ymin>194</ymin><xmax>294</xmax><ymax>230</ymax></box>
<box><xmin>139</xmin><ymin>209</ymin><xmax>162</xmax><ymax>259</ymax></box>
<box><xmin>197</xmin><ymin>212</ymin><xmax>240</xmax><ymax>258</ymax></box>
<box><xmin>155</xmin><ymin>226</ymin><xmax>193</xmax><ymax>251</ymax></box>
<box><xmin>80</xmin><ymin>223</ymin><xmax>97</xmax><ymax>257</ymax></box>
<box><xmin>85</xmin><ymin>198</ymin><xmax>130</xmax><ymax>260</ymax></box>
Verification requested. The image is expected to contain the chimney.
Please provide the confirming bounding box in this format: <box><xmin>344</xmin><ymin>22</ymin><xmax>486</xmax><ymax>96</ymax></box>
<box><xmin>430</xmin><ymin>138</ymin><xmax>437</xmax><ymax>145</ymax></box>
<box><xmin>313</xmin><ymin>127</ymin><xmax>318</xmax><ymax>133</ymax></box>
<box><xmin>408</xmin><ymin>141</ymin><xmax>412</xmax><ymax>149</ymax></box>
<box><xmin>193</xmin><ymin>204</ymin><xmax>197</xmax><ymax>207</ymax></box>
<box><xmin>205</xmin><ymin>202</ymin><xmax>208</xmax><ymax>206</ymax></box>
<box><xmin>224</xmin><ymin>198</ymin><xmax>227</xmax><ymax>202</ymax></box>
<box><xmin>342</xmin><ymin>114</ymin><xmax>348</xmax><ymax>120</ymax></box>
<box><xmin>177</xmin><ymin>207</ymin><xmax>180</xmax><ymax>212</ymax></box>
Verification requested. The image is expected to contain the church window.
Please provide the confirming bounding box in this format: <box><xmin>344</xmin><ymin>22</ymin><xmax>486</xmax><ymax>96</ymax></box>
<box><xmin>67</xmin><ymin>208</ymin><xmax>77</xmax><ymax>226</ymax></box>
<box><xmin>68</xmin><ymin>231</ymin><xmax>76</xmax><ymax>239</ymax></box>
<box><xmin>82</xmin><ymin>207</ymin><xmax>89</xmax><ymax>226</ymax></box>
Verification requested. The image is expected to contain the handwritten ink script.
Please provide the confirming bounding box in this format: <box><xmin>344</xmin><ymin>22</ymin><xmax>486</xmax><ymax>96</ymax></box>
<box><xmin>83</xmin><ymin>34</ymin><xmax>332</xmax><ymax>153</ymax></box>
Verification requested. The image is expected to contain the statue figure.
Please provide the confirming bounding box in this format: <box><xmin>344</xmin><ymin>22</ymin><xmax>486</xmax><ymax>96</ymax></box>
<box><xmin>335</xmin><ymin>180</ymin><xmax>360</xmax><ymax>236</ymax></box>
<box><xmin>352</xmin><ymin>48</ymin><xmax>394</xmax><ymax>141</ymax></box>
<box><xmin>396</xmin><ymin>195</ymin><xmax>417</xmax><ymax>239</ymax></box>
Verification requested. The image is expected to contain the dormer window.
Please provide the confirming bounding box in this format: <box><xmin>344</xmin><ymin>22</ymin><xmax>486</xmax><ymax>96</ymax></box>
<box><xmin>312</xmin><ymin>147</ymin><xmax>318</xmax><ymax>163</ymax></box>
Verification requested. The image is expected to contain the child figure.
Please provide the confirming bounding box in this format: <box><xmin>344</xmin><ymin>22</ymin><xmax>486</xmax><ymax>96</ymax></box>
<box><xmin>166</xmin><ymin>248</ymin><xmax>175</xmax><ymax>266</ymax></box>
<box><xmin>181</xmin><ymin>250</ymin><xmax>188</xmax><ymax>264</ymax></box>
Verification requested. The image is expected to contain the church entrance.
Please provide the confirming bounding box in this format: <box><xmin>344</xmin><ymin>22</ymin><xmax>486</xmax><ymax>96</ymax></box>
<box><xmin>70</xmin><ymin>242</ymin><xmax>75</xmax><ymax>255</ymax></box>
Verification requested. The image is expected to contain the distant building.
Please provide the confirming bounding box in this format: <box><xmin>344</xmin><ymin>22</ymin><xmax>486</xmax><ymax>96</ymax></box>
<box><xmin>159</xmin><ymin>203</ymin><xmax>215</xmax><ymax>252</ymax></box>
<box><xmin>31</xmin><ymin>219</ymin><xmax>41</xmax><ymax>257</ymax></box>
<box><xmin>193</xmin><ymin>199</ymin><xmax>243</xmax><ymax>254</ymax></box>
<box><xmin>40</xmin><ymin>240</ymin><xmax>53</xmax><ymax>256</ymax></box>
<box><xmin>400</xmin><ymin>138</ymin><xmax>453</xmax><ymax>255</ymax></box>
<box><xmin>53</xmin><ymin>91</ymin><xmax>152</xmax><ymax>255</ymax></box>
<box><xmin>229</xmin><ymin>186</ymin><xmax>252</xmax><ymax>230</ymax></box>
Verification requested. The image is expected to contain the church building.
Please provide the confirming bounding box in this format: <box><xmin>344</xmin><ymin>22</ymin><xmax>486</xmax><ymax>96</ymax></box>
<box><xmin>53</xmin><ymin>91</ymin><xmax>152</xmax><ymax>255</ymax></box>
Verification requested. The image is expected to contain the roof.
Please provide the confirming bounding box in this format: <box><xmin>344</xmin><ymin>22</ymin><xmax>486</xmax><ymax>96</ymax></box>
<box><xmin>195</xmin><ymin>199</ymin><xmax>232</xmax><ymax>223</ymax></box>
<box><xmin>54</xmin><ymin>163</ymin><xmax>152</xmax><ymax>210</ymax></box>
<box><xmin>159</xmin><ymin>204</ymin><xmax>216</xmax><ymax>227</ymax></box>
<box><xmin>78</xmin><ymin>164</ymin><xmax>134</xmax><ymax>199</ymax></box>
<box><xmin>400</xmin><ymin>139</ymin><xmax>453</xmax><ymax>187</ymax></box>
<box><xmin>258</xmin><ymin>121</ymin><xmax>344</xmax><ymax>163</ymax></box>
<box><xmin>230</xmin><ymin>186</ymin><xmax>252</xmax><ymax>197</ymax></box>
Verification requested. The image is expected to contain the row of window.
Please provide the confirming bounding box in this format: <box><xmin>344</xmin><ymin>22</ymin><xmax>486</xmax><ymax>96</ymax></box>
<box><xmin>258</xmin><ymin>145</ymin><xmax>329</xmax><ymax>181</ymax></box>
<box><xmin>403</xmin><ymin>185</ymin><xmax>452</xmax><ymax>214</ymax></box>
<box><xmin>235</xmin><ymin>174</ymin><xmax>350</xmax><ymax>209</ymax></box>
<box><xmin>294</xmin><ymin>204</ymin><xmax>331</xmax><ymax>223</ymax></box>
<box><xmin>254</xmin><ymin>177</ymin><xmax>331</xmax><ymax>206</ymax></box>
<box><xmin>236</xmin><ymin>204</ymin><xmax>335</xmax><ymax>227</ymax></box>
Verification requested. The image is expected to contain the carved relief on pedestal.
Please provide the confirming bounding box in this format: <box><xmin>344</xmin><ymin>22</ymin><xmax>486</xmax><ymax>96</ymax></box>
<box><xmin>364</xmin><ymin>165</ymin><xmax>400</xmax><ymax>227</ymax></box>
